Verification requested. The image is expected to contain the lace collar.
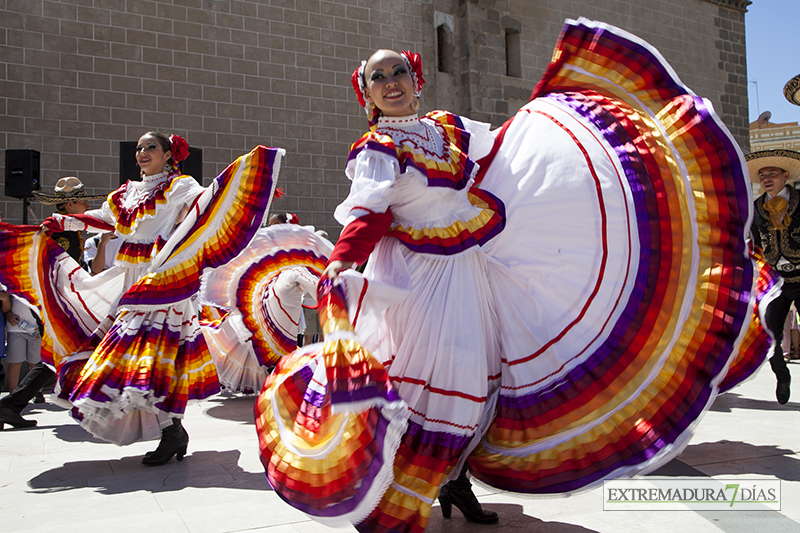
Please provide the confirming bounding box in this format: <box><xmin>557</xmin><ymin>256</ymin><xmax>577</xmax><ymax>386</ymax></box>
<box><xmin>141</xmin><ymin>171</ymin><xmax>169</xmax><ymax>184</ymax></box>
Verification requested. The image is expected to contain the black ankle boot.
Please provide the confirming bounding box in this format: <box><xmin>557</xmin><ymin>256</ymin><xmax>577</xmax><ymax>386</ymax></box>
<box><xmin>0</xmin><ymin>406</ymin><xmax>37</xmax><ymax>430</ymax></box>
<box><xmin>438</xmin><ymin>467</ymin><xmax>499</xmax><ymax>524</ymax></box>
<box><xmin>142</xmin><ymin>418</ymin><xmax>189</xmax><ymax>466</ymax></box>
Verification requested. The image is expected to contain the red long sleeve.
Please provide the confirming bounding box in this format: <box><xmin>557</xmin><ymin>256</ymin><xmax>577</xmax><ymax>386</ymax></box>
<box><xmin>328</xmin><ymin>210</ymin><xmax>393</xmax><ymax>265</ymax></box>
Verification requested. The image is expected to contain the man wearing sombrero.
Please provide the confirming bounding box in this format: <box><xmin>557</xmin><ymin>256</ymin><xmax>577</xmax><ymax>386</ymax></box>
<box><xmin>0</xmin><ymin>177</ymin><xmax>106</xmax><ymax>430</ymax></box>
<box><xmin>31</xmin><ymin>176</ymin><xmax>107</xmax><ymax>263</ymax></box>
<box><xmin>749</xmin><ymin>148</ymin><xmax>800</xmax><ymax>404</ymax></box>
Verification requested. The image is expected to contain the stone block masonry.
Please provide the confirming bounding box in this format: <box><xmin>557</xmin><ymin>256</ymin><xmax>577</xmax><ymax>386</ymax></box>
<box><xmin>1</xmin><ymin>0</ymin><xmax>750</xmax><ymax>237</ymax></box>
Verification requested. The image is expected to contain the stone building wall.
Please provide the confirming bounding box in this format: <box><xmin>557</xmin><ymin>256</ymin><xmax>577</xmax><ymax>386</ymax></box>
<box><xmin>0</xmin><ymin>0</ymin><xmax>750</xmax><ymax>237</ymax></box>
<box><xmin>423</xmin><ymin>0</ymin><xmax>751</xmax><ymax>143</ymax></box>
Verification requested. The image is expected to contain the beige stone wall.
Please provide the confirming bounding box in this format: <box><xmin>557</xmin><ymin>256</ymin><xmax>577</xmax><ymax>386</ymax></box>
<box><xmin>1</xmin><ymin>0</ymin><xmax>750</xmax><ymax>237</ymax></box>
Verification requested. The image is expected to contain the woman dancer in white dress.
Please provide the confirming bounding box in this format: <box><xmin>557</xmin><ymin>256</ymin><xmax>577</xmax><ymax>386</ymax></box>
<box><xmin>1</xmin><ymin>131</ymin><xmax>282</xmax><ymax>465</ymax></box>
<box><xmin>256</xmin><ymin>19</ymin><xmax>757</xmax><ymax>533</ymax></box>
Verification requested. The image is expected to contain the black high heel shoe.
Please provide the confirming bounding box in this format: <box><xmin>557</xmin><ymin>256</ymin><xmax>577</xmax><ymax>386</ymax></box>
<box><xmin>438</xmin><ymin>467</ymin><xmax>499</xmax><ymax>524</ymax></box>
<box><xmin>142</xmin><ymin>418</ymin><xmax>189</xmax><ymax>466</ymax></box>
<box><xmin>438</xmin><ymin>483</ymin><xmax>455</xmax><ymax>519</ymax></box>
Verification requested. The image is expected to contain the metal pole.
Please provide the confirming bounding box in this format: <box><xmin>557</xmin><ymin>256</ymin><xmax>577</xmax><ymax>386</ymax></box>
<box><xmin>749</xmin><ymin>80</ymin><xmax>760</xmax><ymax>116</ymax></box>
<box><xmin>22</xmin><ymin>197</ymin><xmax>28</xmax><ymax>225</ymax></box>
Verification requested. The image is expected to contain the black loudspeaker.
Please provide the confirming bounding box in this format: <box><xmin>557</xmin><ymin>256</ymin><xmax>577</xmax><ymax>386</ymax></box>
<box><xmin>118</xmin><ymin>141</ymin><xmax>138</xmax><ymax>185</ymax></box>
<box><xmin>119</xmin><ymin>142</ymin><xmax>203</xmax><ymax>186</ymax></box>
<box><xmin>5</xmin><ymin>149</ymin><xmax>41</xmax><ymax>198</ymax></box>
<box><xmin>183</xmin><ymin>147</ymin><xmax>203</xmax><ymax>184</ymax></box>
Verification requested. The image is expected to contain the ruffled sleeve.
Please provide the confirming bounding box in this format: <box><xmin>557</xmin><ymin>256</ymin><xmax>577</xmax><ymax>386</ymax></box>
<box><xmin>108</xmin><ymin>176</ymin><xmax>204</xmax><ymax>238</ymax></box>
<box><xmin>335</xmin><ymin>148</ymin><xmax>399</xmax><ymax>226</ymax></box>
<box><xmin>84</xmin><ymin>202</ymin><xmax>115</xmax><ymax>226</ymax></box>
<box><xmin>167</xmin><ymin>176</ymin><xmax>205</xmax><ymax>210</ymax></box>
<box><xmin>328</xmin><ymin>147</ymin><xmax>399</xmax><ymax>265</ymax></box>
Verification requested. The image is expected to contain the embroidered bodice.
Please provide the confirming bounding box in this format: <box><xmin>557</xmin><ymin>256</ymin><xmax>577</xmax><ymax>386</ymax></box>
<box><xmin>334</xmin><ymin>111</ymin><xmax>505</xmax><ymax>256</ymax></box>
<box><xmin>86</xmin><ymin>173</ymin><xmax>204</xmax><ymax>265</ymax></box>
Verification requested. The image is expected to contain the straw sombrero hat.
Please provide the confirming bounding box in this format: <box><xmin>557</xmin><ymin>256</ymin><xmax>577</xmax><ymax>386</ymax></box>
<box><xmin>32</xmin><ymin>176</ymin><xmax>107</xmax><ymax>205</ymax></box>
<box><xmin>784</xmin><ymin>74</ymin><xmax>800</xmax><ymax>107</ymax></box>
<box><xmin>745</xmin><ymin>150</ymin><xmax>800</xmax><ymax>183</ymax></box>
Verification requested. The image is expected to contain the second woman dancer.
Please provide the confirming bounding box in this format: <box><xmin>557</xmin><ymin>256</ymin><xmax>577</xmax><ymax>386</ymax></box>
<box><xmin>1</xmin><ymin>132</ymin><xmax>283</xmax><ymax>465</ymax></box>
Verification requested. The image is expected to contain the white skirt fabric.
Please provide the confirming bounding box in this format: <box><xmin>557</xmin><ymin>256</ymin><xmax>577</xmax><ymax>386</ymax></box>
<box><xmin>201</xmin><ymin>224</ymin><xmax>332</xmax><ymax>393</ymax></box>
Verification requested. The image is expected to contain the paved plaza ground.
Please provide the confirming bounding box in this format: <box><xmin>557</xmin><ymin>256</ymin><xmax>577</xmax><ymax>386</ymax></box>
<box><xmin>1</xmin><ymin>362</ymin><xmax>799</xmax><ymax>533</ymax></box>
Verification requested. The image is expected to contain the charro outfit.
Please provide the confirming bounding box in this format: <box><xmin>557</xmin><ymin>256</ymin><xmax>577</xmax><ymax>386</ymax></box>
<box><xmin>752</xmin><ymin>185</ymin><xmax>798</xmax><ymax>387</ymax></box>
<box><xmin>0</xmin><ymin>146</ymin><xmax>283</xmax><ymax>443</ymax></box>
<box><xmin>51</xmin><ymin>230</ymin><xmax>86</xmax><ymax>268</ymax></box>
<box><xmin>33</xmin><ymin>176</ymin><xmax>106</xmax><ymax>270</ymax></box>
<box><xmin>254</xmin><ymin>19</ymin><xmax>764</xmax><ymax>533</ymax></box>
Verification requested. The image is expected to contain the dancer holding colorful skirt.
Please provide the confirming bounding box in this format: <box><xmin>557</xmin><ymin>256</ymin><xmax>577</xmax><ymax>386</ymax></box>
<box><xmin>255</xmin><ymin>18</ymin><xmax>764</xmax><ymax>533</ymax></box>
<box><xmin>0</xmin><ymin>131</ymin><xmax>283</xmax><ymax>465</ymax></box>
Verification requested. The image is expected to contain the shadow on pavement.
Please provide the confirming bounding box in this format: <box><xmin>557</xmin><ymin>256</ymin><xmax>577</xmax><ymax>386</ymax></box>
<box><xmin>652</xmin><ymin>441</ymin><xmax>800</xmax><ymax>482</ymax></box>
<box><xmin>21</xmin><ymin>402</ymin><xmax>69</xmax><ymax>414</ymax></box>
<box><xmin>711</xmin><ymin>392</ymin><xmax>800</xmax><ymax>413</ymax></box>
<box><xmin>52</xmin><ymin>423</ymin><xmax>106</xmax><ymax>443</ymax></box>
<box><xmin>13</xmin><ymin>404</ymin><xmax>106</xmax><ymax>443</ymax></box>
<box><xmin>427</xmin><ymin>503</ymin><xmax>598</xmax><ymax>532</ymax></box>
<box><xmin>202</xmin><ymin>395</ymin><xmax>257</xmax><ymax>425</ymax></box>
<box><xmin>26</xmin><ymin>449</ymin><xmax>270</xmax><ymax>495</ymax></box>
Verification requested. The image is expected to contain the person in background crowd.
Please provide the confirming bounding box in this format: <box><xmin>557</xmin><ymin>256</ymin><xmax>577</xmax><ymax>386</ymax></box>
<box><xmin>84</xmin><ymin>232</ymin><xmax>122</xmax><ymax>274</ymax></box>
<box><xmin>0</xmin><ymin>291</ymin><xmax>10</xmax><ymax>389</ymax></box>
<box><xmin>3</xmin><ymin>292</ymin><xmax>42</xmax><ymax>394</ymax></box>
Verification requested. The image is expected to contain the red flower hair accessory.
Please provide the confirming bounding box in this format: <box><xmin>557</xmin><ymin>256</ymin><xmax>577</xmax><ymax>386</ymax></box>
<box><xmin>169</xmin><ymin>134</ymin><xmax>190</xmax><ymax>163</ymax></box>
<box><xmin>400</xmin><ymin>51</ymin><xmax>425</xmax><ymax>96</ymax></box>
<box><xmin>287</xmin><ymin>213</ymin><xmax>300</xmax><ymax>224</ymax></box>
<box><xmin>351</xmin><ymin>60</ymin><xmax>368</xmax><ymax>109</ymax></box>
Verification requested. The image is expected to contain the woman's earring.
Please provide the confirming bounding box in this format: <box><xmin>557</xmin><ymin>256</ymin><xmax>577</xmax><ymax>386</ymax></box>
<box><xmin>163</xmin><ymin>161</ymin><xmax>171</xmax><ymax>173</ymax></box>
